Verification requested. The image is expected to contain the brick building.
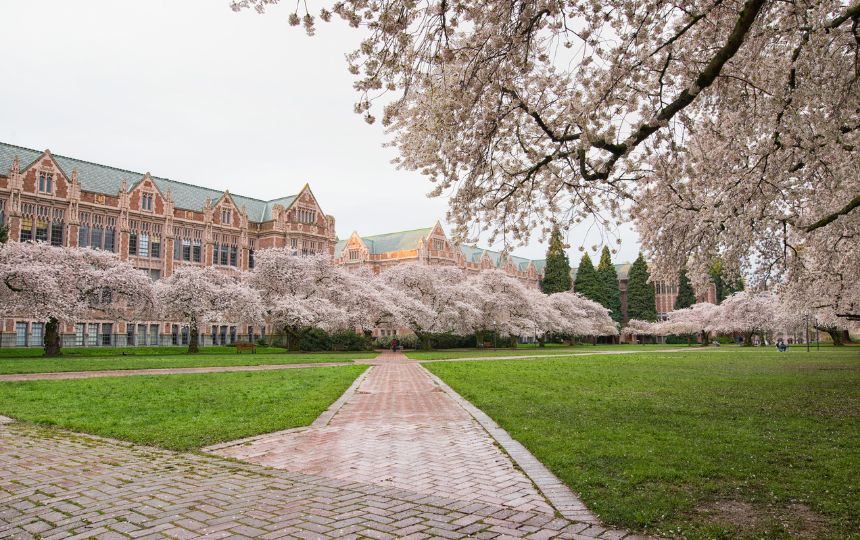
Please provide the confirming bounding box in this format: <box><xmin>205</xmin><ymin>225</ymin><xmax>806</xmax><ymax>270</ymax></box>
<box><xmin>334</xmin><ymin>221</ymin><xmax>545</xmax><ymax>287</ymax></box>
<box><xmin>0</xmin><ymin>142</ymin><xmax>336</xmax><ymax>347</ymax></box>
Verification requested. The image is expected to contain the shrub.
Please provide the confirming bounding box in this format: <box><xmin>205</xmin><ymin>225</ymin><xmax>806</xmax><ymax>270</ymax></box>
<box><xmin>330</xmin><ymin>330</ymin><xmax>366</xmax><ymax>351</ymax></box>
<box><xmin>298</xmin><ymin>328</ymin><xmax>332</xmax><ymax>351</ymax></box>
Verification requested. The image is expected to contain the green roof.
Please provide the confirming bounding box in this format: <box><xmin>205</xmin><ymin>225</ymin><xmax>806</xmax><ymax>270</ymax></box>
<box><xmin>0</xmin><ymin>142</ymin><xmax>297</xmax><ymax>222</ymax></box>
<box><xmin>357</xmin><ymin>228</ymin><xmax>433</xmax><ymax>254</ymax></box>
<box><xmin>570</xmin><ymin>261</ymin><xmax>633</xmax><ymax>282</ymax></box>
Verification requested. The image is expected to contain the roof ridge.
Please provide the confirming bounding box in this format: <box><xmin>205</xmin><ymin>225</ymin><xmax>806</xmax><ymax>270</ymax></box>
<box><xmin>359</xmin><ymin>226</ymin><xmax>433</xmax><ymax>239</ymax></box>
<box><xmin>0</xmin><ymin>141</ymin><xmax>298</xmax><ymax>204</ymax></box>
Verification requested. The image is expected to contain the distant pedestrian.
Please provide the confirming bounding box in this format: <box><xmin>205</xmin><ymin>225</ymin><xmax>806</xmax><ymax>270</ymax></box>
<box><xmin>392</xmin><ymin>338</ymin><xmax>400</xmax><ymax>352</ymax></box>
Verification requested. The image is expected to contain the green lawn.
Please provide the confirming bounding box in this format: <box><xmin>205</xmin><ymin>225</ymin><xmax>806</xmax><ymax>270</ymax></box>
<box><xmin>0</xmin><ymin>345</ymin><xmax>294</xmax><ymax>357</ymax></box>
<box><xmin>406</xmin><ymin>343</ymin><xmax>705</xmax><ymax>361</ymax></box>
<box><xmin>0</xmin><ymin>349</ymin><xmax>377</xmax><ymax>374</ymax></box>
<box><xmin>426</xmin><ymin>347</ymin><xmax>860</xmax><ymax>540</ymax></box>
<box><xmin>0</xmin><ymin>365</ymin><xmax>367</xmax><ymax>451</ymax></box>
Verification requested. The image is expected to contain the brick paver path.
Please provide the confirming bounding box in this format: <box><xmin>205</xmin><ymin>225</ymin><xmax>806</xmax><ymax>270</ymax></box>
<box><xmin>209</xmin><ymin>356</ymin><xmax>560</xmax><ymax>516</ymax></box>
<box><xmin>0</xmin><ymin>350</ymin><xmax>672</xmax><ymax>539</ymax></box>
<box><xmin>0</xmin><ymin>418</ymin><xmax>652</xmax><ymax>540</ymax></box>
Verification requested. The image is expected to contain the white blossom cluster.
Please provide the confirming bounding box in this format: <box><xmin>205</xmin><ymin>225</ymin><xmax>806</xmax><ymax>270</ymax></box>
<box><xmin>233</xmin><ymin>0</ymin><xmax>860</xmax><ymax>321</ymax></box>
<box><xmin>1</xmin><ymin>244</ymin><xmax>616</xmax><ymax>349</ymax></box>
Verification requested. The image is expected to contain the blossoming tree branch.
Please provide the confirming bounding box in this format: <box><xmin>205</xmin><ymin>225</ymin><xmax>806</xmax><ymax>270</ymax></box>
<box><xmin>232</xmin><ymin>0</ymin><xmax>860</xmax><ymax>323</ymax></box>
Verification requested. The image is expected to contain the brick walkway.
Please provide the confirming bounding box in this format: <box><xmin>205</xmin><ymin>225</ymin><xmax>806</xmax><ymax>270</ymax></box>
<box><xmin>0</xmin><ymin>418</ymin><xmax>652</xmax><ymax>540</ymax></box>
<box><xmin>208</xmin><ymin>358</ymin><xmax>564</xmax><ymax>517</ymax></box>
<box><xmin>0</xmin><ymin>350</ymin><xmax>670</xmax><ymax>539</ymax></box>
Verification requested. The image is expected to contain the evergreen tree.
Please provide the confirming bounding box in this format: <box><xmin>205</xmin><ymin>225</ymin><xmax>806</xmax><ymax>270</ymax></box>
<box><xmin>597</xmin><ymin>246</ymin><xmax>623</xmax><ymax>324</ymax></box>
<box><xmin>709</xmin><ymin>259</ymin><xmax>744</xmax><ymax>304</ymax></box>
<box><xmin>673</xmin><ymin>268</ymin><xmax>697</xmax><ymax>310</ymax></box>
<box><xmin>0</xmin><ymin>222</ymin><xmax>8</xmax><ymax>244</ymax></box>
<box><xmin>627</xmin><ymin>253</ymin><xmax>657</xmax><ymax>321</ymax></box>
<box><xmin>574</xmin><ymin>252</ymin><xmax>606</xmax><ymax>306</ymax></box>
<box><xmin>540</xmin><ymin>226</ymin><xmax>572</xmax><ymax>294</ymax></box>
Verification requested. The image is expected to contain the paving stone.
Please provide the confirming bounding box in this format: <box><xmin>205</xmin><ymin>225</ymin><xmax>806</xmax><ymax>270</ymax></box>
<box><xmin>0</xmin><ymin>351</ymin><xmax>667</xmax><ymax>540</ymax></box>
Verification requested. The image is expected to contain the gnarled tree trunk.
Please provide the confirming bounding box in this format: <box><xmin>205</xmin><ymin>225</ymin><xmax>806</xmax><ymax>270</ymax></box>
<box><xmin>43</xmin><ymin>317</ymin><xmax>61</xmax><ymax>357</ymax></box>
<box><xmin>815</xmin><ymin>325</ymin><xmax>843</xmax><ymax>346</ymax></box>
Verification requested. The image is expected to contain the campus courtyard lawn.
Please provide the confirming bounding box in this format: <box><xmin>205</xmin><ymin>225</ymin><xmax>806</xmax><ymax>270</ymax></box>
<box><xmin>426</xmin><ymin>346</ymin><xmax>860</xmax><ymax>540</ymax></box>
<box><xmin>406</xmin><ymin>343</ymin><xmax>703</xmax><ymax>361</ymax></box>
<box><xmin>0</xmin><ymin>365</ymin><xmax>367</xmax><ymax>451</ymax></box>
<box><xmin>0</xmin><ymin>348</ymin><xmax>376</xmax><ymax>374</ymax></box>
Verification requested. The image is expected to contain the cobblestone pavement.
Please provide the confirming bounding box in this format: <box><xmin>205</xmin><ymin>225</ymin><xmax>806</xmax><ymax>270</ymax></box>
<box><xmin>209</xmin><ymin>359</ymin><xmax>569</xmax><ymax>518</ymax></box>
<box><xmin>0</xmin><ymin>419</ymin><xmax>653</xmax><ymax>540</ymax></box>
<box><xmin>0</xmin><ymin>350</ymin><xmax>670</xmax><ymax>539</ymax></box>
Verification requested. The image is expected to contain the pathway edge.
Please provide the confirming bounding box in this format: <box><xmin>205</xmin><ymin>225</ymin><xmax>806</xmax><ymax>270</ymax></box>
<box><xmin>421</xmin><ymin>364</ymin><xmax>601</xmax><ymax>525</ymax></box>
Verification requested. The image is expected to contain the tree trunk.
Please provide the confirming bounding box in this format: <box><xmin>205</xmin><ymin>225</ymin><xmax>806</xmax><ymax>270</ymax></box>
<box><xmin>43</xmin><ymin>317</ymin><xmax>61</xmax><ymax>357</ymax></box>
<box><xmin>687</xmin><ymin>333</ymin><xmax>691</xmax><ymax>346</ymax></box>
<box><xmin>742</xmin><ymin>331</ymin><xmax>754</xmax><ymax>346</ymax></box>
<box><xmin>188</xmin><ymin>322</ymin><xmax>200</xmax><ymax>354</ymax></box>
<box><xmin>700</xmin><ymin>330</ymin><xmax>709</xmax><ymax>346</ymax></box>
<box><xmin>538</xmin><ymin>334</ymin><xmax>546</xmax><ymax>347</ymax></box>
<box><xmin>476</xmin><ymin>330</ymin><xmax>483</xmax><ymax>349</ymax></box>
<box><xmin>415</xmin><ymin>332</ymin><xmax>431</xmax><ymax>350</ymax></box>
<box><xmin>363</xmin><ymin>329</ymin><xmax>374</xmax><ymax>350</ymax></box>
<box><xmin>816</xmin><ymin>325</ymin><xmax>843</xmax><ymax>346</ymax></box>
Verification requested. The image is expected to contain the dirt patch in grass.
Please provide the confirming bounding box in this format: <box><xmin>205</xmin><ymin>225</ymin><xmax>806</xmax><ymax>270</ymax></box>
<box><xmin>693</xmin><ymin>500</ymin><xmax>830</xmax><ymax>538</ymax></box>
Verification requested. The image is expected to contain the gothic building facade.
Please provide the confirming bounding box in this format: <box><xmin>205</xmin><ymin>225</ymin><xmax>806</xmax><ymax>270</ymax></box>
<box><xmin>0</xmin><ymin>142</ymin><xmax>336</xmax><ymax>347</ymax></box>
<box><xmin>334</xmin><ymin>221</ymin><xmax>546</xmax><ymax>287</ymax></box>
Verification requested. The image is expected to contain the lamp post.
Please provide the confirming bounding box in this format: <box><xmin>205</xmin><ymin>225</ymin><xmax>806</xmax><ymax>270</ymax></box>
<box><xmin>493</xmin><ymin>320</ymin><xmax>497</xmax><ymax>351</ymax></box>
<box><xmin>534</xmin><ymin>321</ymin><xmax>537</xmax><ymax>347</ymax></box>
<box><xmin>805</xmin><ymin>312</ymin><xmax>810</xmax><ymax>352</ymax></box>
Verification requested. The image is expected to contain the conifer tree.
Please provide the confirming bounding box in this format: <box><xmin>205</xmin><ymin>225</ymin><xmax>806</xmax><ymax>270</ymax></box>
<box><xmin>673</xmin><ymin>269</ymin><xmax>697</xmax><ymax>310</ymax></box>
<box><xmin>574</xmin><ymin>252</ymin><xmax>606</xmax><ymax>307</ymax></box>
<box><xmin>0</xmin><ymin>222</ymin><xmax>8</xmax><ymax>244</ymax></box>
<box><xmin>709</xmin><ymin>260</ymin><xmax>744</xmax><ymax>304</ymax></box>
<box><xmin>627</xmin><ymin>253</ymin><xmax>657</xmax><ymax>322</ymax></box>
<box><xmin>597</xmin><ymin>246</ymin><xmax>622</xmax><ymax>324</ymax></box>
<box><xmin>540</xmin><ymin>226</ymin><xmax>572</xmax><ymax>294</ymax></box>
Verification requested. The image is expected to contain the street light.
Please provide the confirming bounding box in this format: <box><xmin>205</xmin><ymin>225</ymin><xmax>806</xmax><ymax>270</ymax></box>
<box><xmin>805</xmin><ymin>312</ymin><xmax>810</xmax><ymax>352</ymax></box>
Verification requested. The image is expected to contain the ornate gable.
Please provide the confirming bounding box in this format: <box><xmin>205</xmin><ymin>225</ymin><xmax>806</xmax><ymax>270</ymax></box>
<box><xmin>19</xmin><ymin>150</ymin><xmax>72</xmax><ymax>200</ymax></box>
<box><xmin>129</xmin><ymin>173</ymin><xmax>168</xmax><ymax>214</ymax></box>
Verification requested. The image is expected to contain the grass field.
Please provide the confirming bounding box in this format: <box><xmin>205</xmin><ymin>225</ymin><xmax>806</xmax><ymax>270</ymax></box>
<box><xmin>0</xmin><ymin>345</ymin><xmax>295</xmax><ymax>358</ymax></box>
<box><xmin>0</xmin><ymin>365</ymin><xmax>367</xmax><ymax>450</ymax></box>
<box><xmin>0</xmin><ymin>349</ymin><xmax>377</xmax><ymax>374</ymax></box>
<box><xmin>426</xmin><ymin>346</ymin><xmax>860</xmax><ymax>540</ymax></box>
<box><xmin>406</xmin><ymin>343</ymin><xmax>705</xmax><ymax>361</ymax></box>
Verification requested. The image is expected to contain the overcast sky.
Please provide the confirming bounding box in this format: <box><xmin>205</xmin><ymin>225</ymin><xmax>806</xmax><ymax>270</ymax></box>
<box><xmin>0</xmin><ymin>0</ymin><xmax>641</xmax><ymax>264</ymax></box>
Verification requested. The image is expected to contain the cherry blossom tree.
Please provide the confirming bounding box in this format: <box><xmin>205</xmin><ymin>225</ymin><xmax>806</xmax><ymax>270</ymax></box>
<box><xmin>155</xmin><ymin>266</ymin><xmax>263</xmax><ymax>353</ymax></box>
<box><xmin>328</xmin><ymin>267</ymin><xmax>418</xmax><ymax>349</ymax></box>
<box><xmin>381</xmin><ymin>264</ymin><xmax>478</xmax><ymax>350</ymax></box>
<box><xmin>250</xmin><ymin>250</ymin><xmax>346</xmax><ymax>350</ymax></box>
<box><xmin>525</xmin><ymin>287</ymin><xmax>563</xmax><ymax>346</ymax></box>
<box><xmin>551</xmin><ymin>291</ymin><xmax>618</xmax><ymax>340</ymax></box>
<box><xmin>235</xmin><ymin>0</ymin><xmax>858</xmax><ymax>315</ymax></box>
<box><xmin>656</xmin><ymin>302</ymin><xmax>719</xmax><ymax>346</ymax></box>
<box><xmin>707</xmin><ymin>291</ymin><xmax>777</xmax><ymax>346</ymax></box>
<box><xmin>621</xmin><ymin>319</ymin><xmax>658</xmax><ymax>345</ymax></box>
<box><xmin>471</xmin><ymin>270</ymin><xmax>536</xmax><ymax>346</ymax></box>
<box><xmin>0</xmin><ymin>242</ymin><xmax>156</xmax><ymax>356</ymax></box>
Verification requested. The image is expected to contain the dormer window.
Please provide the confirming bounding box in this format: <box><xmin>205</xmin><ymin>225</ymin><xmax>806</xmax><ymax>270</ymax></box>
<box><xmin>141</xmin><ymin>194</ymin><xmax>153</xmax><ymax>211</ymax></box>
<box><xmin>221</xmin><ymin>209</ymin><xmax>231</xmax><ymax>225</ymax></box>
<box><xmin>433</xmin><ymin>239</ymin><xmax>443</xmax><ymax>251</ymax></box>
<box><xmin>349</xmin><ymin>249</ymin><xmax>359</xmax><ymax>261</ymax></box>
<box><xmin>38</xmin><ymin>172</ymin><xmax>53</xmax><ymax>194</ymax></box>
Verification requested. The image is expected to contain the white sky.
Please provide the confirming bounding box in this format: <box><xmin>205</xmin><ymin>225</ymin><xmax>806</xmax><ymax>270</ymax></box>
<box><xmin>0</xmin><ymin>0</ymin><xmax>641</xmax><ymax>264</ymax></box>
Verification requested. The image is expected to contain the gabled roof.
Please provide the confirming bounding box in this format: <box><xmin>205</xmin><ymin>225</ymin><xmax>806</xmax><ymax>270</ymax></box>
<box><xmin>0</xmin><ymin>142</ymin><xmax>297</xmax><ymax>223</ymax></box>
<box><xmin>355</xmin><ymin>227</ymin><xmax>433</xmax><ymax>255</ymax></box>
